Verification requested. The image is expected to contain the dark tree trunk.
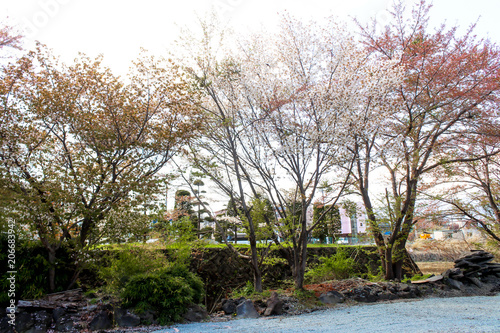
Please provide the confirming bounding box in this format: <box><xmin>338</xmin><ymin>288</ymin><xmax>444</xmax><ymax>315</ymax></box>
<box><xmin>384</xmin><ymin>247</ymin><xmax>394</xmax><ymax>280</ymax></box>
<box><xmin>249</xmin><ymin>235</ymin><xmax>263</xmax><ymax>292</ymax></box>
<box><xmin>48</xmin><ymin>248</ymin><xmax>57</xmax><ymax>292</ymax></box>
<box><xmin>79</xmin><ymin>216</ymin><xmax>91</xmax><ymax>247</ymax></box>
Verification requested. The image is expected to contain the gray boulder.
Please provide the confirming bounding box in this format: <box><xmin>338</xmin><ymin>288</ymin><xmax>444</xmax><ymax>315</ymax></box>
<box><xmin>236</xmin><ymin>299</ymin><xmax>259</xmax><ymax>319</ymax></box>
<box><xmin>139</xmin><ymin>309</ymin><xmax>158</xmax><ymax>325</ymax></box>
<box><xmin>446</xmin><ymin>277</ymin><xmax>464</xmax><ymax>290</ymax></box>
<box><xmin>52</xmin><ymin>307</ymin><xmax>73</xmax><ymax>332</ymax></box>
<box><xmin>264</xmin><ymin>292</ymin><xmax>283</xmax><ymax>316</ymax></box>
<box><xmin>0</xmin><ymin>315</ymin><xmax>15</xmax><ymax>333</ymax></box>
<box><xmin>115</xmin><ymin>308</ymin><xmax>140</xmax><ymax>327</ymax></box>
<box><xmin>15</xmin><ymin>312</ymin><xmax>33</xmax><ymax>333</ymax></box>
<box><xmin>318</xmin><ymin>291</ymin><xmax>345</xmax><ymax>305</ymax></box>
<box><xmin>89</xmin><ymin>310</ymin><xmax>113</xmax><ymax>331</ymax></box>
<box><xmin>222</xmin><ymin>299</ymin><xmax>237</xmax><ymax>315</ymax></box>
<box><xmin>25</xmin><ymin>310</ymin><xmax>52</xmax><ymax>333</ymax></box>
<box><xmin>183</xmin><ymin>304</ymin><xmax>208</xmax><ymax>322</ymax></box>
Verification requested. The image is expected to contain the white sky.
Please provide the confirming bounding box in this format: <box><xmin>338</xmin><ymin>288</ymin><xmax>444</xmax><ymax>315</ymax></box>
<box><xmin>1</xmin><ymin>0</ymin><xmax>500</xmax><ymax>75</ymax></box>
<box><xmin>2</xmin><ymin>0</ymin><xmax>499</xmax><ymax>210</ymax></box>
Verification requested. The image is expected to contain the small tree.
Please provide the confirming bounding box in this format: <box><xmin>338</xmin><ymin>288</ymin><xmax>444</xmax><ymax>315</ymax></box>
<box><xmin>236</xmin><ymin>15</ymin><xmax>400</xmax><ymax>289</ymax></box>
<box><xmin>178</xmin><ymin>13</ymin><xmax>399</xmax><ymax>290</ymax></box>
<box><xmin>353</xmin><ymin>0</ymin><xmax>500</xmax><ymax>279</ymax></box>
<box><xmin>429</xmin><ymin>133</ymin><xmax>500</xmax><ymax>244</ymax></box>
<box><xmin>312</xmin><ymin>204</ymin><xmax>341</xmax><ymax>244</ymax></box>
<box><xmin>0</xmin><ymin>45</ymin><xmax>201</xmax><ymax>290</ymax></box>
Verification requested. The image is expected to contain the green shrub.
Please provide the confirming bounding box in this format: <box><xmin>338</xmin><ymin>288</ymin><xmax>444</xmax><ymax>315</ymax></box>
<box><xmin>98</xmin><ymin>246</ymin><xmax>169</xmax><ymax>293</ymax></box>
<box><xmin>305</xmin><ymin>248</ymin><xmax>356</xmax><ymax>283</ymax></box>
<box><xmin>364</xmin><ymin>265</ymin><xmax>385</xmax><ymax>282</ymax></box>
<box><xmin>121</xmin><ymin>263</ymin><xmax>204</xmax><ymax>324</ymax></box>
<box><xmin>0</xmin><ymin>235</ymin><xmax>74</xmax><ymax>307</ymax></box>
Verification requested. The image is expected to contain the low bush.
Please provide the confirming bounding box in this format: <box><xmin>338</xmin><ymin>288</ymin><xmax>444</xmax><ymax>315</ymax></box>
<box><xmin>121</xmin><ymin>263</ymin><xmax>204</xmax><ymax>324</ymax></box>
<box><xmin>98</xmin><ymin>245</ymin><xmax>170</xmax><ymax>293</ymax></box>
<box><xmin>305</xmin><ymin>248</ymin><xmax>356</xmax><ymax>283</ymax></box>
<box><xmin>0</xmin><ymin>235</ymin><xmax>74</xmax><ymax>307</ymax></box>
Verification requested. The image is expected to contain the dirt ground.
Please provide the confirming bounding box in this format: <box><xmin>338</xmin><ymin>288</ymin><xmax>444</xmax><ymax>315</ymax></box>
<box><xmin>416</xmin><ymin>261</ymin><xmax>455</xmax><ymax>275</ymax></box>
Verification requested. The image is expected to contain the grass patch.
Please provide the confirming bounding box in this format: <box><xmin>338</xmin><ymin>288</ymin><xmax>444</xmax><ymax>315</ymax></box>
<box><xmin>305</xmin><ymin>248</ymin><xmax>356</xmax><ymax>283</ymax></box>
<box><xmin>230</xmin><ymin>281</ymin><xmax>272</xmax><ymax>300</ymax></box>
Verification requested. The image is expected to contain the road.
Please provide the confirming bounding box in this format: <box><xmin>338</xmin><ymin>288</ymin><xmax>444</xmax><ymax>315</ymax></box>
<box><xmin>153</xmin><ymin>294</ymin><xmax>500</xmax><ymax>333</ymax></box>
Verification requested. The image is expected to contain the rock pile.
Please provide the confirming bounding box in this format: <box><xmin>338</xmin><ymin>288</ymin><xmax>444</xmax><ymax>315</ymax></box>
<box><xmin>0</xmin><ymin>289</ymin><xmax>208</xmax><ymax>333</ymax></box>
<box><xmin>339</xmin><ymin>282</ymin><xmax>424</xmax><ymax>303</ymax></box>
<box><xmin>219</xmin><ymin>292</ymin><xmax>284</xmax><ymax>318</ymax></box>
<box><xmin>454</xmin><ymin>251</ymin><xmax>500</xmax><ymax>278</ymax></box>
<box><xmin>443</xmin><ymin>250</ymin><xmax>500</xmax><ymax>290</ymax></box>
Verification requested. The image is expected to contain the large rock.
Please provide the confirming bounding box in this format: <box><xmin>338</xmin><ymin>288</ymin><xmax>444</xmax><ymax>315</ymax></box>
<box><xmin>378</xmin><ymin>291</ymin><xmax>398</xmax><ymax>301</ymax></box>
<box><xmin>348</xmin><ymin>287</ymin><xmax>378</xmax><ymax>303</ymax></box>
<box><xmin>221</xmin><ymin>299</ymin><xmax>237</xmax><ymax>315</ymax></box>
<box><xmin>52</xmin><ymin>307</ymin><xmax>74</xmax><ymax>332</ymax></box>
<box><xmin>183</xmin><ymin>304</ymin><xmax>208</xmax><ymax>322</ymax></box>
<box><xmin>0</xmin><ymin>315</ymin><xmax>15</xmax><ymax>333</ymax></box>
<box><xmin>15</xmin><ymin>312</ymin><xmax>34</xmax><ymax>333</ymax></box>
<box><xmin>115</xmin><ymin>308</ymin><xmax>140</xmax><ymax>327</ymax></box>
<box><xmin>264</xmin><ymin>292</ymin><xmax>283</xmax><ymax>316</ymax></box>
<box><xmin>89</xmin><ymin>310</ymin><xmax>113</xmax><ymax>331</ymax></box>
<box><xmin>138</xmin><ymin>309</ymin><xmax>158</xmax><ymax>325</ymax></box>
<box><xmin>26</xmin><ymin>310</ymin><xmax>52</xmax><ymax>333</ymax></box>
<box><xmin>318</xmin><ymin>291</ymin><xmax>345</xmax><ymax>305</ymax></box>
<box><xmin>398</xmin><ymin>283</ymin><xmax>411</xmax><ymax>292</ymax></box>
<box><xmin>446</xmin><ymin>277</ymin><xmax>464</xmax><ymax>290</ymax></box>
<box><xmin>236</xmin><ymin>299</ymin><xmax>259</xmax><ymax>319</ymax></box>
<box><xmin>467</xmin><ymin>277</ymin><xmax>483</xmax><ymax>288</ymax></box>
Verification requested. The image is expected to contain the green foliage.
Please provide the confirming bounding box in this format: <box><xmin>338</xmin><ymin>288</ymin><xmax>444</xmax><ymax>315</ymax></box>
<box><xmin>293</xmin><ymin>288</ymin><xmax>316</xmax><ymax>300</ymax></box>
<box><xmin>238</xmin><ymin>196</ymin><xmax>275</xmax><ymax>243</ymax></box>
<box><xmin>99</xmin><ymin>206</ymin><xmax>155</xmax><ymax>244</ymax></box>
<box><xmin>401</xmin><ymin>273</ymin><xmax>433</xmax><ymax>284</ymax></box>
<box><xmin>163</xmin><ymin>216</ymin><xmax>197</xmax><ymax>243</ymax></box>
<box><xmin>121</xmin><ymin>264</ymin><xmax>204</xmax><ymax>325</ymax></box>
<box><xmin>304</xmin><ymin>248</ymin><xmax>356</xmax><ymax>283</ymax></box>
<box><xmin>262</xmin><ymin>256</ymin><xmax>288</xmax><ymax>266</ymax></box>
<box><xmin>233</xmin><ymin>281</ymin><xmax>255</xmax><ymax>297</ymax></box>
<box><xmin>363</xmin><ymin>265</ymin><xmax>385</xmax><ymax>282</ymax></box>
<box><xmin>174</xmin><ymin>190</ymin><xmax>194</xmax><ymax>215</ymax></box>
<box><xmin>312</xmin><ymin>204</ymin><xmax>341</xmax><ymax>243</ymax></box>
<box><xmin>230</xmin><ymin>281</ymin><xmax>271</xmax><ymax>299</ymax></box>
<box><xmin>0</xmin><ymin>236</ymin><xmax>74</xmax><ymax>306</ymax></box>
<box><xmin>98</xmin><ymin>245</ymin><xmax>170</xmax><ymax>294</ymax></box>
<box><xmin>249</xmin><ymin>196</ymin><xmax>275</xmax><ymax>241</ymax></box>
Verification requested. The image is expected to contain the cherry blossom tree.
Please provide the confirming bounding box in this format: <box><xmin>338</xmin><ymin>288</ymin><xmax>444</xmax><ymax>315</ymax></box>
<box><xmin>428</xmin><ymin>118</ymin><xmax>500</xmax><ymax>244</ymax></box>
<box><xmin>175</xmin><ymin>15</ymin><xmax>272</xmax><ymax>292</ymax></box>
<box><xmin>180</xmin><ymin>14</ymin><xmax>401</xmax><ymax>290</ymax></box>
<box><xmin>0</xmin><ymin>45</ymin><xmax>201</xmax><ymax>290</ymax></box>
<box><xmin>238</xmin><ymin>15</ymin><xmax>401</xmax><ymax>289</ymax></box>
<box><xmin>352</xmin><ymin>0</ymin><xmax>500</xmax><ymax>280</ymax></box>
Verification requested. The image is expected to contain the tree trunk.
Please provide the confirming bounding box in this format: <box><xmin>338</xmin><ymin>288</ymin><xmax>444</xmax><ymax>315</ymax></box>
<box><xmin>79</xmin><ymin>216</ymin><xmax>91</xmax><ymax>247</ymax></box>
<box><xmin>67</xmin><ymin>268</ymin><xmax>81</xmax><ymax>290</ymax></box>
<box><xmin>384</xmin><ymin>247</ymin><xmax>394</xmax><ymax>280</ymax></box>
<box><xmin>249</xmin><ymin>236</ymin><xmax>263</xmax><ymax>292</ymax></box>
<box><xmin>294</xmin><ymin>220</ymin><xmax>309</xmax><ymax>290</ymax></box>
<box><xmin>48</xmin><ymin>248</ymin><xmax>57</xmax><ymax>292</ymax></box>
<box><xmin>253</xmin><ymin>266</ymin><xmax>263</xmax><ymax>293</ymax></box>
<box><xmin>384</xmin><ymin>242</ymin><xmax>421</xmax><ymax>280</ymax></box>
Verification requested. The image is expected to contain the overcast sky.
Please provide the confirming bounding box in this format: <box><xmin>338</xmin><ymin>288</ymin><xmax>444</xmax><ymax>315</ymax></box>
<box><xmin>2</xmin><ymin>0</ymin><xmax>500</xmax><ymax>75</ymax></box>
<box><xmin>2</xmin><ymin>0</ymin><xmax>499</xmax><ymax>209</ymax></box>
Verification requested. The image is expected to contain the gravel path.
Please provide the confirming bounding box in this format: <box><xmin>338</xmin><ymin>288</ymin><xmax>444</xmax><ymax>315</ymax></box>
<box><xmin>153</xmin><ymin>294</ymin><xmax>500</xmax><ymax>333</ymax></box>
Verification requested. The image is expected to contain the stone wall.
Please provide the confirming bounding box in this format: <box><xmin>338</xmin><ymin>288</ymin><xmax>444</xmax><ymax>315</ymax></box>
<box><xmin>189</xmin><ymin>246</ymin><xmax>382</xmax><ymax>311</ymax></box>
